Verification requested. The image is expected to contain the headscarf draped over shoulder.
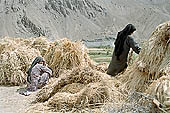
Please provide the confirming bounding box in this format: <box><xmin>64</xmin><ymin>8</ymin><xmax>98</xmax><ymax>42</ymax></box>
<box><xmin>26</xmin><ymin>56</ymin><xmax>44</xmax><ymax>83</ymax></box>
<box><xmin>114</xmin><ymin>24</ymin><xmax>136</xmax><ymax>60</ymax></box>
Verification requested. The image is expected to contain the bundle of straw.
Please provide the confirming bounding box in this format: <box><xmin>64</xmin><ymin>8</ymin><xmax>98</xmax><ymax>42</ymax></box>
<box><xmin>146</xmin><ymin>76</ymin><xmax>170</xmax><ymax>112</ymax></box>
<box><xmin>1</xmin><ymin>37</ymin><xmax>50</xmax><ymax>55</ymax></box>
<box><xmin>59</xmin><ymin>83</ymin><xmax>85</xmax><ymax>94</ymax></box>
<box><xmin>30</xmin><ymin>37</ymin><xmax>50</xmax><ymax>56</ymax></box>
<box><xmin>47</xmin><ymin>82</ymin><xmax>110</xmax><ymax>111</ymax></box>
<box><xmin>26</xmin><ymin>78</ymin><xmax>124</xmax><ymax>113</ymax></box>
<box><xmin>0</xmin><ymin>46</ymin><xmax>40</xmax><ymax>86</ymax></box>
<box><xmin>93</xmin><ymin>62</ymin><xmax>108</xmax><ymax>73</ymax></box>
<box><xmin>44</xmin><ymin>38</ymin><xmax>95</xmax><ymax>77</ymax></box>
<box><xmin>0</xmin><ymin>37</ymin><xmax>41</xmax><ymax>85</ymax></box>
<box><xmin>36</xmin><ymin>67</ymin><xmax>110</xmax><ymax>102</ymax></box>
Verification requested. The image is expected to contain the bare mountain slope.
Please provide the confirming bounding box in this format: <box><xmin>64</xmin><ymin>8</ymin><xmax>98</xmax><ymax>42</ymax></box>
<box><xmin>0</xmin><ymin>0</ymin><xmax>169</xmax><ymax>41</ymax></box>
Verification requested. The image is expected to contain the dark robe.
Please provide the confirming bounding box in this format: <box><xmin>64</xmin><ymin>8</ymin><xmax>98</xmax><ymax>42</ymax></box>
<box><xmin>107</xmin><ymin>36</ymin><xmax>141</xmax><ymax>76</ymax></box>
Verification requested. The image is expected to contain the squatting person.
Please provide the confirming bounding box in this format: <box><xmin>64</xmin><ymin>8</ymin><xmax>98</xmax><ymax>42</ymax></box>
<box><xmin>21</xmin><ymin>56</ymin><xmax>52</xmax><ymax>96</ymax></box>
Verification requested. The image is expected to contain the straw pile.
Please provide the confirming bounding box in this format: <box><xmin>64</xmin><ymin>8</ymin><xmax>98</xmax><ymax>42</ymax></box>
<box><xmin>59</xmin><ymin>83</ymin><xmax>85</xmax><ymax>94</ymax></box>
<box><xmin>47</xmin><ymin>82</ymin><xmax>109</xmax><ymax>111</ymax></box>
<box><xmin>29</xmin><ymin>66</ymin><xmax>124</xmax><ymax>112</ymax></box>
<box><xmin>0</xmin><ymin>38</ymin><xmax>40</xmax><ymax>85</ymax></box>
<box><xmin>94</xmin><ymin>62</ymin><xmax>108</xmax><ymax>73</ymax></box>
<box><xmin>36</xmin><ymin>67</ymin><xmax>110</xmax><ymax>102</ymax></box>
<box><xmin>44</xmin><ymin>38</ymin><xmax>96</xmax><ymax>77</ymax></box>
<box><xmin>0</xmin><ymin>37</ymin><xmax>49</xmax><ymax>85</ymax></box>
<box><xmin>119</xmin><ymin>21</ymin><xmax>170</xmax><ymax>92</ymax></box>
<box><xmin>146</xmin><ymin>76</ymin><xmax>170</xmax><ymax>112</ymax></box>
<box><xmin>30</xmin><ymin>37</ymin><xmax>50</xmax><ymax>56</ymax></box>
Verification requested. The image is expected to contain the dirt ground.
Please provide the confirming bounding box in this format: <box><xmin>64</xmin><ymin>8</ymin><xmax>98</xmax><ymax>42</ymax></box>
<box><xmin>0</xmin><ymin>86</ymin><xmax>37</xmax><ymax>113</ymax></box>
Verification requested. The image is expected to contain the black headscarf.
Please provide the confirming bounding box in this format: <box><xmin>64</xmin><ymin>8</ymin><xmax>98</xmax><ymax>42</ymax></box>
<box><xmin>114</xmin><ymin>24</ymin><xmax>136</xmax><ymax>60</ymax></box>
<box><xmin>26</xmin><ymin>56</ymin><xmax>44</xmax><ymax>83</ymax></box>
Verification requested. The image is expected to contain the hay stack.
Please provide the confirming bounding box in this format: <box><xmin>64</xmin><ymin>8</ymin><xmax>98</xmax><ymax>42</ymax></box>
<box><xmin>94</xmin><ymin>62</ymin><xmax>108</xmax><ymax>73</ymax></box>
<box><xmin>0</xmin><ymin>37</ymin><xmax>50</xmax><ymax>56</ymax></box>
<box><xmin>44</xmin><ymin>38</ymin><xmax>95</xmax><ymax>77</ymax></box>
<box><xmin>30</xmin><ymin>37</ymin><xmax>50</xmax><ymax>56</ymax></box>
<box><xmin>59</xmin><ymin>83</ymin><xmax>85</xmax><ymax>94</ymax></box>
<box><xmin>26</xmin><ymin>80</ymin><xmax>123</xmax><ymax>113</ymax></box>
<box><xmin>0</xmin><ymin>37</ymin><xmax>41</xmax><ymax>85</ymax></box>
<box><xmin>119</xmin><ymin>21</ymin><xmax>170</xmax><ymax>92</ymax></box>
<box><xmin>47</xmin><ymin>82</ymin><xmax>109</xmax><ymax>111</ymax></box>
<box><xmin>32</xmin><ymin>66</ymin><xmax>125</xmax><ymax>112</ymax></box>
<box><xmin>36</xmin><ymin>67</ymin><xmax>110</xmax><ymax>102</ymax></box>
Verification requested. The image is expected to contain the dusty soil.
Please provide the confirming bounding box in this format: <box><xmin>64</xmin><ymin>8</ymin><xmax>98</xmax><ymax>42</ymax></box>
<box><xmin>0</xmin><ymin>86</ymin><xmax>37</xmax><ymax>113</ymax></box>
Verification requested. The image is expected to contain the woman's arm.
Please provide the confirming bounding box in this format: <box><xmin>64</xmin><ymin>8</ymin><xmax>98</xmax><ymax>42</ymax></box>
<box><xmin>128</xmin><ymin>37</ymin><xmax>141</xmax><ymax>54</ymax></box>
<box><xmin>40</xmin><ymin>65</ymin><xmax>52</xmax><ymax>76</ymax></box>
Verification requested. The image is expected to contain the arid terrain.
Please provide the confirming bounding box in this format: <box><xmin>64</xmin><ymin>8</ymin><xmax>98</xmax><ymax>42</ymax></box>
<box><xmin>0</xmin><ymin>86</ymin><xmax>37</xmax><ymax>113</ymax></box>
<box><xmin>0</xmin><ymin>0</ymin><xmax>170</xmax><ymax>42</ymax></box>
<box><xmin>0</xmin><ymin>1</ymin><xmax>170</xmax><ymax>113</ymax></box>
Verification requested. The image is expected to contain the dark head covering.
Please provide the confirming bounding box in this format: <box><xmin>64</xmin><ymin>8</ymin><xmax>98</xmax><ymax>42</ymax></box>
<box><xmin>26</xmin><ymin>56</ymin><xmax>44</xmax><ymax>83</ymax></box>
<box><xmin>114</xmin><ymin>24</ymin><xmax>136</xmax><ymax>60</ymax></box>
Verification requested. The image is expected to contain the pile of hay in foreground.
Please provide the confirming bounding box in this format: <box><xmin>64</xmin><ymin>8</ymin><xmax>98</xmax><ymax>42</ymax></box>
<box><xmin>25</xmin><ymin>67</ymin><xmax>124</xmax><ymax>113</ymax></box>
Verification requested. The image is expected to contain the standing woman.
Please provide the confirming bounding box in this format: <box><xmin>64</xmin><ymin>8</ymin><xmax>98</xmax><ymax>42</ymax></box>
<box><xmin>107</xmin><ymin>24</ymin><xmax>141</xmax><ymax>76</ymax></box>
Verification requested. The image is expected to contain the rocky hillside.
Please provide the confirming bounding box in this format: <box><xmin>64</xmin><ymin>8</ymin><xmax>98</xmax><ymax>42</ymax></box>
<box><xmin>0</xmin><ymin>0</ymin><xmax>169</xmax><ymax>41</ymax></box>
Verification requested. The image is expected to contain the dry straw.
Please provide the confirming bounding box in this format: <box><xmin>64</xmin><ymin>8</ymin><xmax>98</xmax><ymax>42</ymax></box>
<box><xmin>34</xmin><ymin>66</ymin><xmax>124</xmax><ymax>112</ymax></box>
<box><xmin>0</xmin><ymin>37</ymin><xmax>41</xmax><ymax>85</ymax></box>
<box><xmin>47</xmin><ymin>82</ymin><xmax>109</xmax><ymax>111</ymax></box>
<box><xmin>146</xmin><ymin>76</ymin><xmax>170</xmax><ymax>112</ymax></box>
<box><xmin>36</xmin><ymin>67</ymin><xmax>111</xmax><ymax>102</ymax></box>
<box><xmin>30</xmin><ymin>37</ymin><xmax>50</xmax><ymax>56</ymax></box>
<box><xmin>44</xmin><ymin>38</ymin><xmax>96</xmax><ymax>77</ymax></box>
<box><xmin>0</xmin><ymin>37</ymin><xmax>50</xmax><ymax>86</ymax></box>
<box><xmin>59</xmin><ymin>83</ymin><xmax>85</xmax><ymax>94</ymax></box>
